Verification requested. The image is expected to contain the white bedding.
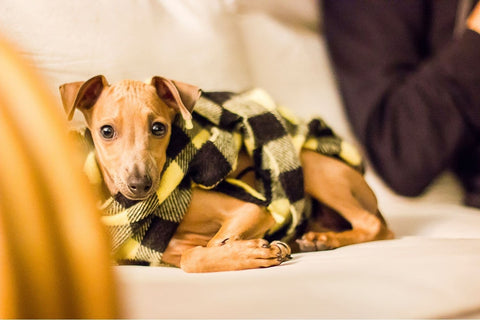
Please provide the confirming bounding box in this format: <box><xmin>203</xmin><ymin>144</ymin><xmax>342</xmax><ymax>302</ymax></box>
<box><xmin>117</xmin><ymin>238</ymin><xmax>480</xmax><ymax>319</ymax></box>
<box><xmin>2</xmin><ymin>0</ymin><xmax>480</xmax><ymax>318</ymax></box>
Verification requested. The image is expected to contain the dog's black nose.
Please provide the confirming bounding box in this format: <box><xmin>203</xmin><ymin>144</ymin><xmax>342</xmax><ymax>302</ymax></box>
<box><xmin>127</xmin><ymin>175</ymin><xmax>152</xmax><ymax>196</ymax></box>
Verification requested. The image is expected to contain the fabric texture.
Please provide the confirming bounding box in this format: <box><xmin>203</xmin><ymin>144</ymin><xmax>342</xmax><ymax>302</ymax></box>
<box><xmin>76</xmin><ymin>88</ymin><xmax>363</xmax><ymax>265</ymax></box>
<box><xmin>323</xmin><ymin>0</ymin><xmax>480</xmax><ymax>202</ymax></box>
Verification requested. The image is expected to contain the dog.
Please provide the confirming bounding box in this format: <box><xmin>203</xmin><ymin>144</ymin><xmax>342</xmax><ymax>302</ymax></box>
<box><xmin>60</xmin><ymin>75</ymin><xmax>394</xmax><ymax>273</ymax></box>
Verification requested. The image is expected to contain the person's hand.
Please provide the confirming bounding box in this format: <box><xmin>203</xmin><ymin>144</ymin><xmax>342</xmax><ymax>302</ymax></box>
<box><xmin>467</xmin><ymin>2</ymin><xmax>480</xmax><ymax>34</ymax></box>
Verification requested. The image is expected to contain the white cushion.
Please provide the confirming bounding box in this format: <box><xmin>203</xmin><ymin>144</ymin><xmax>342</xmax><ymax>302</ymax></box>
<box><xmin>1</xmin><ymin>0</ymin><xmax>251</xmax><ymax>122</ymax></box>
<box><xmin>116</xmin><ymin>238</ymin><xmax>480</xmax><ymax>319</ymax></box>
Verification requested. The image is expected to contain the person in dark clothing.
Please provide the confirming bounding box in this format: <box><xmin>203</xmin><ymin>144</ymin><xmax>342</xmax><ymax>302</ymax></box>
<box><xmin>322</xmin><ymin>0</ymin><xmax>480</xmax><ymax>207</ymax></box>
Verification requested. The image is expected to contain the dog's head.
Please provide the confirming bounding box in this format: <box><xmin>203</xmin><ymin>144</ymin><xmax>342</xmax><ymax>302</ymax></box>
<box><xmin>60</xmin><ymin>75</ymin><xmax>200</xmax><ymax>200</ymax></box>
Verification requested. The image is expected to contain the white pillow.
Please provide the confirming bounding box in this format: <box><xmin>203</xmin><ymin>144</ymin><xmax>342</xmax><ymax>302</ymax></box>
<box><xmin>0</xmin><ymin>0</ymin><xmax>251</xmax><ymax>122</ymax></box>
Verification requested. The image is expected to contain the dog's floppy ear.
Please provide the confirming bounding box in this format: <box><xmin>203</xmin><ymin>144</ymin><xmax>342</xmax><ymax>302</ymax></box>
<box><xmin>149</xmin><ymin>76</ymin><xmax>201</xmax><ymax>129</ymax></box>
<box><xmin>59</xmin><ymin>75</ymin><xmax>108</xmax><ymax>121</ymax></box>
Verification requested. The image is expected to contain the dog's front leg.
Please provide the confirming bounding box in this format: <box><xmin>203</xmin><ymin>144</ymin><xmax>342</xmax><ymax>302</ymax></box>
<box><xmin>180</xmin><ymin>238</ymin><xmax>290</xmax><ymax>273</ymax></box>
<box><xmin>162</xmin><ymin>188</ymin><xmax>291</xmax><ymax>272</ymax></box>
<box><xmin>176</xmin><ymin>189</ymin><xmax>290</xmax><ymax>272</ymax></box>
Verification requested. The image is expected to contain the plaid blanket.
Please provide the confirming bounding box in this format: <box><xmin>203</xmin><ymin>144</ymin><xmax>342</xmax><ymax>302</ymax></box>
<box><xmin>75</xmin><ymin>88</ymin><xmax>364</xmax><ymax>266</ymax></box>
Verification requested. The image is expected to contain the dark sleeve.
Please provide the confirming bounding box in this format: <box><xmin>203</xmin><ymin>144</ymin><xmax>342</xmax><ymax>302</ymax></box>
<box><xmin>323</xmin><ymin>0</ymin><xmax>480</xmax><ymax>196</ymax></box>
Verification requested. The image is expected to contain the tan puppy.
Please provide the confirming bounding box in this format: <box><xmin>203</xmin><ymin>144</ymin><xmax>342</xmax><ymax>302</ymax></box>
<box><xmin>60</xmin><ymin>75</ymin><xmax>393</xmax><ymax>273</ymax></box>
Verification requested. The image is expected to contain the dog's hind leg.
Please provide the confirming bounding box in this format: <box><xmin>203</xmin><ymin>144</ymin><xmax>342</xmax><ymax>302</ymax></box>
<box><xmin>298</xmin><ymin>150</ymin><xmax>394</xmax><ymax>251</ymax></box>
<box><xmin>296</xmin><ymin>215</ymin><xmax>394</xmax><ymax>251</ymax></box>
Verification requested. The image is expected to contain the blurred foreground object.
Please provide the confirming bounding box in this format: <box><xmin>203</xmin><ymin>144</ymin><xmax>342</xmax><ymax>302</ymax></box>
<box><xmin>0</xmin><ymin>35</ymin><xmax>119</xmax><ymax>318</ymax></box>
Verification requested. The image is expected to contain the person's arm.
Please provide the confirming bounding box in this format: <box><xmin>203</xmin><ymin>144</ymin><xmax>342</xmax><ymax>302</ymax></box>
<box><xmin>323</xmin><ymin>0</ymin><xmax>480</xmax><ymax>196</ymax></box>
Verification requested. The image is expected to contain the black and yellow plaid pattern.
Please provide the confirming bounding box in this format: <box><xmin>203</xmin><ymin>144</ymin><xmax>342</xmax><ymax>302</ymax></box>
<box><xmin>77</xmin><ymin>88</ymin><xmax>364</xmax><ymax>266</ymax></box>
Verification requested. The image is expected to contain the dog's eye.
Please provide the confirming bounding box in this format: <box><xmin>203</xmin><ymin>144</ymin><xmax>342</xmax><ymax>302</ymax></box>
<box><xmin>100</xmin><ymin>125</ymin><xmax>115</xmax><ymax>139</ymax></box>
<box><xmin>151</xmin><ymin>122</ymin><xmax>167</xmax><ymax>137</ymax></box>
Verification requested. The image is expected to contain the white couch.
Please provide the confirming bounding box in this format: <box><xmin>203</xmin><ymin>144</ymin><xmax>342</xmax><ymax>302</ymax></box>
<box><xmin>2</xmin><ymin>0</ymin><xmax>480</xmax><ymax>318</ymax></box>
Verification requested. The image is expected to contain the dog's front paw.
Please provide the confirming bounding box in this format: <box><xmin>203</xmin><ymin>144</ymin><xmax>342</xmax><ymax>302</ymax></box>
<box><xmin>219</xmin><ymin>238</ymin><xmax>292</xmax><ymax>269</ymax></box>
<box><xmin>296</xmin><ymin>232</ymin><xmax>340</xmax><ymax>252</ymax></box>
<box><xmin>270</xmin><ymin>240</ymin><xmax>292</xmax><ymax>262</ymax></box>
